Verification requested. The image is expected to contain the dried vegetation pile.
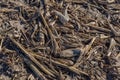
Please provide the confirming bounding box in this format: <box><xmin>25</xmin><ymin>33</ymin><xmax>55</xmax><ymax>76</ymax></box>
<box><xmin>0</xmin><ymin>0</ymin><xmax>120</xmax><ymax>80</ymax></box>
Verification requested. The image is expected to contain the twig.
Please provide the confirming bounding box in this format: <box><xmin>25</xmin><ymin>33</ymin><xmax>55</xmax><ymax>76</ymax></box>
<box><xmin>0</xmin><ymin>38</ymin><xmax>4</xmax><ymax>52</ymax></box>
<box><xmin>64</xmin><ymin>0</ymin><xmax>86</xmax><ymax>4</ymax></box>
<box><xmin>106</xmin><ymin>19</ymin><xmax>120</xmax><ymax>36</ymax></box>
<box><xmin>84</xmin><ymin>24</ymin><xmax>111</xmax><ymax>33</ymax></box>
<box><xmin>39</xmin><ymin>9</ymin><xmax>60</xmax><ymax>54</ymax></box>
<box><xmin>9</xmin><ymin>36</ymin><xmax>55</xmax><ymax>77</ymax></box>
<box><xmin>0</xmin><ymin>8</ymin><xmax>18</xmax><ymax>13</ymax></box>
<box><xmin>33</xmin><ymin>53</ymin><xmax>89</xmax><ymax>76</ymax></box>
<box><xmin>107</xmin><ymin>38</ymin><xmax>116</xmax><ymax>56</ymax></box>
<box><xmin>24</xmin><ymin>58</ymin><xmax>48</xmax><ymax>80</ymax></box>
<box><xmin>73</xmin><ymin>37</ymin><xmax>96</xmax><ymax>67</ymax></box>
